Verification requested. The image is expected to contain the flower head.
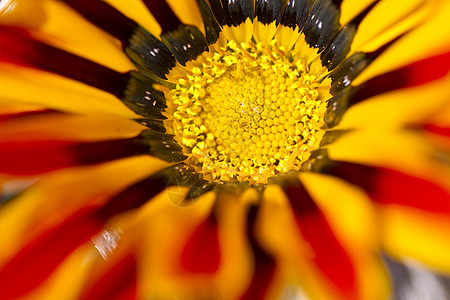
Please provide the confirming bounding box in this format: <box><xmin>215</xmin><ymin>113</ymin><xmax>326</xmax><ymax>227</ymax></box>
<box><xmin>1</xmin><ymin>0</ymin><xmax>450</xmax><ymax>299</ymax></box>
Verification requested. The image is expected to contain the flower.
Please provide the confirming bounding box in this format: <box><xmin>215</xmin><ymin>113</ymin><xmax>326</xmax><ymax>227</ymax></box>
<box><xmin>0</xmin><ymin>0</ymin><xmax>450</xmax><ymax>299</ymax></box>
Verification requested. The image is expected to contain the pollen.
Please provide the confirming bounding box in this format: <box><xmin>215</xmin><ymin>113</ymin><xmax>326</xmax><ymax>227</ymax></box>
<box><xmin>164</xmin><ymin>40</ymin><xmax>331</xmax><ymax>184</ymax></box>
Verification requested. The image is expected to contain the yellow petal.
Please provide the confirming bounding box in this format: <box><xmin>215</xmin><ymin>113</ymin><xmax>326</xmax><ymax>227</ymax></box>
<box><xmin>0</xmin><ymin>64</ymin><xmax>139</xmax><ymax>118</ymax></box>
<box><xmin>167</xmin><ymin>0</ymin><xmax>203</xmax><ymax>31</ymax></box>
<box><xmin>105</xmin><ymin>0</ymin><xmax>161</xmax><ymax>35</ymax></box>
<box><xmin>0</xmin><ymin>102</ymin><xmax>46</xmax><ymax>115</ymax></box>
<box><xmin>337</xmin><ymin>74</ymin><xmax>450</xmax><ymax>130</ymax></box>
<box><xmin>0</xmin><ymin>113</ymin><xmax>145</xmax><ymax>142</ymax></box>
<box><xmin>340</xmin><ymin>0</ymin><xmax>377</xmax><ymax>25</ymax></box>
<box><xmin>5</xmin><ymin>0</ymin><xmax>135</xmax><ymax>73</ymax></box>
<box><xmin>380</xmin><ymin>205</ymin><xmax>450</xmax><ymax>272</ymax></box>
<box><xmin>354</xmin><ymin>0</ymin><xmax>450</xmax><ymax>84</ymax></box>
<box><xmin>0</xmin><ymin>0</ymin><xmax>46</xmax><ymax>28</ymax></box>
<box><xmin>253</xmin><ymin>20</ymin><xmax>278</xmax><ymax>44</ymax></box>
<box><xmin>327</xmin><ymin>129</ymin><xmax>450</xmax><ymax>189</ymax></box>
<box><xmin>222</xmin><ymin>19</ymin><xmax>254</xmax><ymax>44</ymax></box>
<box><xmin>213</xmin><ymin>192</ymin><xmax>256</xmax><ymax>299</ymax></box>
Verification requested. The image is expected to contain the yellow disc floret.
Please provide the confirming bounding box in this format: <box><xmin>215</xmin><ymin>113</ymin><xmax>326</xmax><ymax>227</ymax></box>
<box><xmin>164</xmin><ymin>40</ymin><xmax>331</xmax><ymax>184</ymax></box>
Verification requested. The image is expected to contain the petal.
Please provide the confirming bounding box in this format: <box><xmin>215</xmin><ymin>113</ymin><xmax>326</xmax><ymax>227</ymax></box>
<box><xmin>239</xmin><ymin>205</ymin><xmax>277</xmax><ymax>300</ymax></box>
<box><xmin>0</xmin><ymin>113</ymin><xmax>145</xmax><ymax>141</ymax></box>
<box><xmin>350</xmin><ymin>0</ymin><xmax>428</xmax><ymax>53</ymax></box>
<box><xmin>351</xmin><ymin>51</ymin><xmax>450</xmax><ymax>104</ymax></box>
<box><xmin>284</xmin><ymin>184</ymin><xmax>358</xmax><ymax>299</ymax></box>
<box><xmin>327</xmin><ymin>130</ymin><xmax>450</xmax><ymax>185</ymax></box>
<box><xmin>325</xmin><ymin>162</ymin><xmax>450</xmax><ymax>216</ymax></box>
<box><xmin>60</xmin><ymin>0</ymin><xmax>177</xmax><ymax>79</ymax></box>
<box><xmin>0</xmin><ymin>26</ymin><xmax>129</xmax><ymax>98</ymax></box>
<box><xmin>259</xmin><ymin>184</ymin><xmax>359</xmax><ymax>300</ymax></box>
<box><xmin>340</xmin><ymin>0</ymin><xmax>377</xmax><ymax>25</ymax></box>
<box><xmin>208</xmin><ymin>0</ymin><xmax>254</xmax><ymax>43</ymax></box>
<box><xmin>105</xmin><ymin>0</ymin><xmax>161</xmax><ymax>35</ymax></box>
<box><xmin>423</xmin><ymin>124</ymin><xmax>450</xmax><ymax>138</ymax></box>
<box><xmin>299</xmin><ymin>172</ymin><xmax>389</xmax><ymax>300</ymax></box>
<box><xmin>380</xmin><ymin>205</ymin><xmax>450</xmax><ymax>272</ymax></box>
<box><xmin>324</xmin><ymin>161</ymin><xmax>450</xmax><ymax>272</ymax></box>
<box><xmin>215</xmin><ymin>190</ymin><xmax>260</xmax><ymax>299</ymax></box>
<box><xmin>0</xmin><ymin>156</ymin><xmax>167</xmax><ymax>267</ymax></box>
<box><xmin>180</xmin><ymin>213</ymin><xmax>221</xmax><ymax>274</ymax></box>
<box><xmin>0</xmin><ymin>0</ymin><xmax>46</xmax><ymax>27</ymax></box>
<box><xmin>417</xmin><ymin>101</ymin><xmax>450</xmax><ymax>149</ymax></box>
<box><xmin>0</xmin><ymin>64</ymin><xmax>137</xmax><ymax>117</ymax></box>
<box><xmin>422</xmin><ymin>124</ymin><xmax>450</xmax><ymax>151</ymax></box>
<box><xmin>20</xmin><ymin>243</ymin><xmax>100</xmax><ymax>300</ymax></box>
<box><xmin>0</xmin><ymin>138</ymin><xmax>149</xmax><ymax>175</ymax></box>
<box><xmin>253</xmin><ymin>0</ymin><xmax>285</xmax><ymax>43</ymax></box>
<box><xmin>0</xmin><ymin>112</ymin><xmax>150</xmax><ymax>175</ymax></box>
<box><xmin>79</xmin><ymin>254</ymin><xmax>138</xmax><ymax>300</ymax></box>
<box><xmin>166</xmin><ymin>0</ymin><xmax>203</xmax><ymax>30</ymax></box>
<box><xmin>0</xmin><ymin>206</ymin><xmax>103</xmax><ymax>299</ymax></box>
<box><xmin>354</xmin><ymin>0</ymin><xmax>450</xmax><ymax>84</ymax></box>
<box><xmin>0</xmin><ymin>165</ymin><xmax>169</xmax><ymax>298</ymax></box>
<box><xmin>26</xmin><ymin>0</ymin><xmax>135</xmax><ymax>73</ymax></box>
<box><xmin>130</xmin><ymin>190</ymin><xmax>217</xmax><ymax>297</ymax></box>
<box><xmin>129</xmin><ymin>190</ymin><xmax>255</xmax><ymax>299</ymax></box>
<box><xmin>0</xmin><ymin>108</ymin><xmax>54</xmax><ymax>124</ymax></box>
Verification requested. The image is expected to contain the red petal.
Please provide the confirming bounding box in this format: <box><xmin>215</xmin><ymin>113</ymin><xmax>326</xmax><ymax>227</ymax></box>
<box><xmin>423</xmin><ymin>124</ymin><xmax>450</xmax><ymax>138</ymax></box>
<box><xmin>180</xmin><ymin>213</ymin><xmax>221</xmax><ymax>274</ymax></box>
<box><xmin>0</xmin><ymin>138</ymin><xmax>148</xmax><ymax>175</ymax></box>
<box><xmin>284</xmin><ymin>185</ymin><xmax>358</xmax><ymax>299</ymax></box>
<box><xmin>80</xmin><ymin>255</ymin><xmax>137</xmax><ymax>300</ymax></box>
<box><xmin>326</xmin><ymin>163</ymin><xmax>450</xmax><ymax>214</ymax></box>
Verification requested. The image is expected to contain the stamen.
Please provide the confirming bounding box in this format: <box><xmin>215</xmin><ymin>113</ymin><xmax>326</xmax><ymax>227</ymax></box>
<box><xmin>164</xmin><ymin>40</ymin><xmax>331</xmax><ymax>184</ymax></box>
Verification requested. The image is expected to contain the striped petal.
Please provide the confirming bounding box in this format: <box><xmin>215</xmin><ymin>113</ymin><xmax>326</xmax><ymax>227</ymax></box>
<box><xmin>126</xmin><ymin>191</ymin><xmax>256</xmax><ymax>299</ymax></box>
<box><xmin>258</xmin><ymin>181</ymin><xmax>387</xmax><ymax>300</ymax></box>
<box><xmin>354</xmin><ymin>0</ymin><xmax>450</xmax><ymax>84</ymax></box>
<box><xmin>0</xmin><ymin>26</ymin><xmax>129</xmax><ymax>98</ymax></box>
<box><xmin>0</xmin><ymin>156</ymin><xmax>167</xmax><ymax>266</ymax></box>
<box><xmin>0</xmin><ymin>160</ymin><xmax>170</xmax><ymax>298</ymax></box>
<box><xmin>0</xmin><ymin>157</ymin><xmax>168</xmax><ymax>297</ymax></box>
<box><xmin>284</xmin><ymin>183</ymin><xmax>358</xmax><ymax>299</ymax></box>
<box><xmin>325</xmin><ymin>161</ymin><xmax>450</xmax><ymax>271</ymax></box>
<box><xmin>325</xmin><ymin>162</ymin><xmax>450</xmax><ymax>217</ymax></box>
<box><xmin>352</xmin><ymin>51</ymin><xmax>450</xmax><ymax>103</ymax></box>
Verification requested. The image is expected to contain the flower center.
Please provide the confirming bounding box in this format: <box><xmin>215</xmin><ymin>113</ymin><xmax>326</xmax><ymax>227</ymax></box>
<box><xmin>165</xmin><ymin>41</ymin><xmax>331</xmax><ymax>184</ymax></box>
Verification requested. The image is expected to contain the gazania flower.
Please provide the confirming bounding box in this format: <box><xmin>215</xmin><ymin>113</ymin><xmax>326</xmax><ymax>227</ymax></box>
<box><xmin>1</xmin><ymin>0</ymin><xmax>450</xmax><ymax>299</ymax></box>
